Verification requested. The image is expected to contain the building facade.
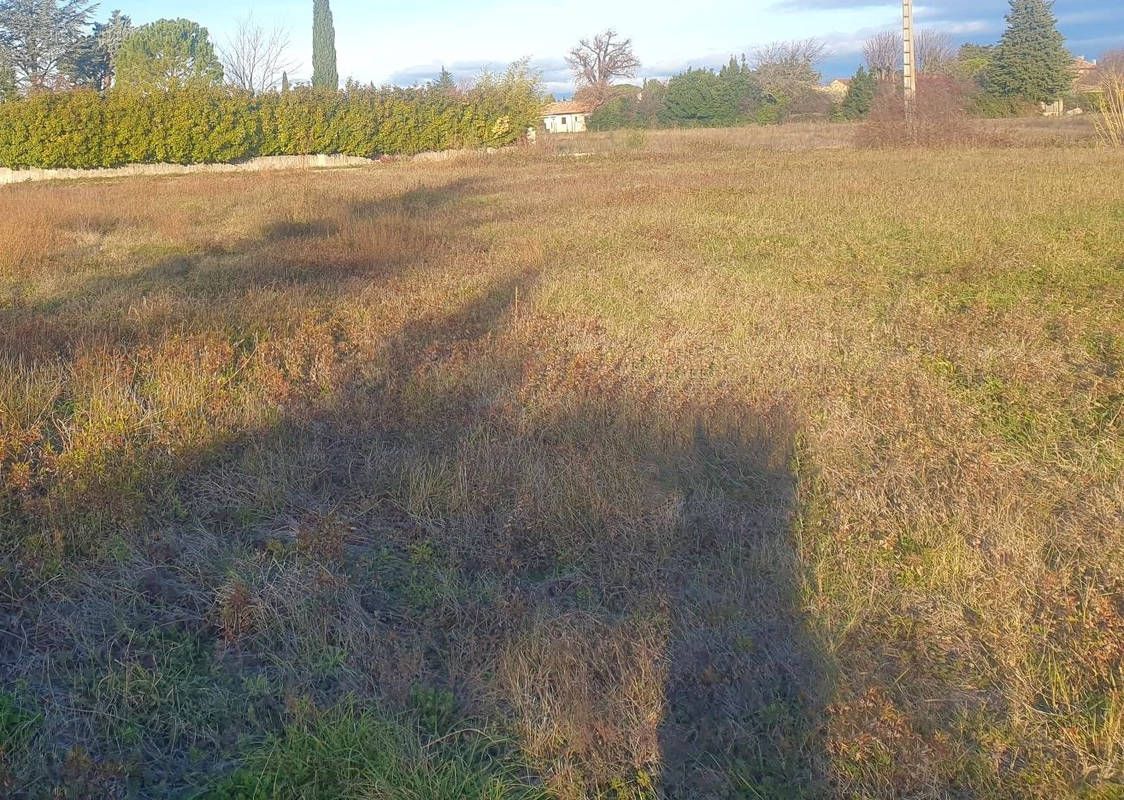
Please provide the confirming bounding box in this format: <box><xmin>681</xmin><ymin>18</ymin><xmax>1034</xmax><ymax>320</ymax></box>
<box><xmin>542</xmin><ymin>101</ymin><xmax>593</xmax><ymax>133</ymax></box>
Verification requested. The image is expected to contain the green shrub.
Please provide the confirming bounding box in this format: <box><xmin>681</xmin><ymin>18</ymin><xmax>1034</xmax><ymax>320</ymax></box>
<box><xmin>966</xmin><ymin>90</ymin><xmax>1035</xmax><ymax>118</ymax></box>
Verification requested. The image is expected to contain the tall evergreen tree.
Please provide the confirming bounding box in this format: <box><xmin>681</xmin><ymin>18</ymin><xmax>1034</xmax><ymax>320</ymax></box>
<box><xmin>311</xmin><ymin>0</ymin><xmax>336</xmax><ymax>90</ymax></box>
<box><xmin>64</xmin><ymin>9</ymin><xmax>132</xmax><ymax>91</ymax></box>
<box><xmin>661</xmin><ymin>68</ymin><xmax>739</xmax><ymax>127</ymax></box>
<box><xmin>434</xmin><ymin>65</ymin><xmax>455</xmax><ymax>93</ymax></box>
<box><xmin>0</xmin><ymin>0</ymin><xmax>95</xmax><ymax>91</ymax></box>
<box><xmin>841</xmin><ymin>66</ymin><xmax>877</xmax><ymax>120</ymax></box>
<box><xmin>718</xmin><ymin>54</ymin><xmax>761</xmax><ymax>115</ymax></box>
<box><xmin>986</xmin><ymin>0</ymin><xmax>1071</xmax><ymax>102</ymax></box>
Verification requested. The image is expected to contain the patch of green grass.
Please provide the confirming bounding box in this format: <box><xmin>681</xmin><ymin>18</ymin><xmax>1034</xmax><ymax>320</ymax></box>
<box><xmin>204</xmin><ymin>699</ymin><xmax>545</xmax><ymax>800</ymax></box>
<box><xmin>0</xmin><ymin>689</ymin><xmax>42</xmax><ymax>786</ymax></box>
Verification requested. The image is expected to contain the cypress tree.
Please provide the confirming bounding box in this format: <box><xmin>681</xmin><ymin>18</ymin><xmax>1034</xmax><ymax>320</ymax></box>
<box><xmin>986</xmin><ymin>0</ymin><xmax>1071</xmax><ymax>103</ymax></box>
<box><xmin>312</xmin><ymin>0</ymin><xmax>338</xmax><ymax>90</ymax></box>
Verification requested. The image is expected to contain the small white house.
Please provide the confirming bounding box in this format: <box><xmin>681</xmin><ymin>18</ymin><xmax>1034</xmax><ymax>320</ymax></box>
<box><xmin>542</xmin><ymin>100</ymin><xmax>593</xmax><ymax>133</ymax></box>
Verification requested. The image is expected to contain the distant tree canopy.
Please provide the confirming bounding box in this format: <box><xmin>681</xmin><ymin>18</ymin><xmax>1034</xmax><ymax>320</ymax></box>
<box><xmin>588</xmin><ymin>42</ymin><xmax>833</xmax><ymax>132</ymax></box>
<box><xmin>751</xmin><ymin>39</ymin><xmax>825</xmax><ymax>108</ymax></box>
<box><xmin>116</xmin><ymin>18</ymin><xmax>223</xmax><ymax>91</ymax></box>
<box><xmin>63</xmin><ymin>9</ymin><xmax>132</xmax><ymax>91</ymax></box>
<box><xmin>1103</xmin><ymin>48</ymin><xmax>1124</xmax><ymax>79</ymax></box>
<box><xmin>719</xmin><ymin>54</ymin><xmax>762</xmax><ymax>113</ymax></box>
<box><xmin>986</xmin><ymin>0</ymin><xmax>1071</xmax><ymax>102</ymax></box>
<box><xmin>312</xmin><ymin>0</ymin><xmax>337</xmax><ymax>90</ymax></box>
<box><xmin>864</xmin><ymin>30</ymin><xmax>899</xmax><ymax>80</ymax></box>
<box><xmin>0</xmin><ymin>0</ymin><xmax>94</xmax><ymax>91</ymax></box>
<box><xmin>956</xmin><ymin>43</ymin><xmax>995</xmax><ymax>80</ymax></box>
<box><xmin>661</xmin><ymin>68</ymin><xmax>740</xmax><ymax>126</ymax></box>
<box><xmin>221</xmin><ymin>14</ymin><xmax>293</xmax><ymax>94</ymax></box>
<box><xmin>862</xmin><ymin>28</ymin><xmax>957</xmax><ymax>79</ymax></box>
<box><xmin>567</xmin><ymin>28</ymin><xmax>639</xmax><ymax>108</ymax></box>
<box><xmin>587</xmin><ymin>39</ymin><xmax>834</xmax><ymax>131</ymax></box>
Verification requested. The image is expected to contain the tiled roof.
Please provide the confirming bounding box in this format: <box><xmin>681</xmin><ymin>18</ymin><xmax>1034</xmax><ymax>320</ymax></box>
<box><xmin>543</xmin><ymin>101</ymin><xmax>593</xmax><ymax>116</ymax></box>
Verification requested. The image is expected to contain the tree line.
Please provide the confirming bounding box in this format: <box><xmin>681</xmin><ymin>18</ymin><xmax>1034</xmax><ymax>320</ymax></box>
<box><xmin>0</xmin><ymin>0</ymin><xmax>339</xmax><ymax>98</ymax></box>
<box><xmin>0</xmin><ymin>0</ymin><xmax>548</xmax><ymax>169</ymax></box>
<box><xmin>1</xmin><ymin>0</ymin><xmax>1117</xmax><ymax>142</ymax></box>
<box><xmin>568</xmin><ymin>0</ymin><xmax>1113</xmax><ymax>131</ymax></box>
<box><xmin>839</xmin><ymin>0</ymin><xmax>1085</xmax><ymax>122</ymax></box>
<box><xmin>576</xmin><ymin>37</ymin><xmax>834</xmax><ymax>129</ymax></box>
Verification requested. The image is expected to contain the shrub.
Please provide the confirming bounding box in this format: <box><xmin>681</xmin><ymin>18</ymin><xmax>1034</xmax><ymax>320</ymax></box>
<box><xmin>966</xmin><ymin>90</ymin><xmax>1035</xmax><ymax>118</ymax></box>
<box><xmin>1093</xmin><ymin>75</ymin><xmax>1124</xmax><ymax>148</ymax></box>
<box><xmin>660</xmin><ymin>68</ymin><xmax>741</xmax><ymax>128</ymax></box>
<box><xmin>859</xmin><ymin>76</ymin><xmax>998</xmax><ymax>147</ymax></box>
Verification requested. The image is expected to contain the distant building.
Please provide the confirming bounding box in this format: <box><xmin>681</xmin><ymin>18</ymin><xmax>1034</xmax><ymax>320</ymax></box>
<box><xmin>819</xmin><ymin>79</ymin><xmax>852</xmax><ymax>99</ymax></box>
<box><xmin>542</xmin><ymin>101</ymin><xmax>593</xmax><ymax>133</ymax></box>
<box><xmin>1071</xmin><ymin>56</ymin><xmax>1102</xmax><ymax>93</ymax></box>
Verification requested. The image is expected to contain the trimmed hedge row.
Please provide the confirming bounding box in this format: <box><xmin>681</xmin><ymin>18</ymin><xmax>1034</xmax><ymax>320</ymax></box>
<box><xmin>0</xmin><ymin>86</ymin><xmax>536</xmax><ymax>169</ymax></box>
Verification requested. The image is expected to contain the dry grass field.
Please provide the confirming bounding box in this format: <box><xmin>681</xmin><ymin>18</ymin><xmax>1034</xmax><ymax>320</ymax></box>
<box><xmin>1</xmin><ymin>124</ymin><xmax>1122</xmax><ymax>798</ymax></box>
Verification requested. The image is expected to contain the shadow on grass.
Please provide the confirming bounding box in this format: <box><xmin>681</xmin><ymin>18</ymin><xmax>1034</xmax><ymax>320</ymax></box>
<box><xmin>0</xmin><ymin>171</ymin><xmax>830</xmax><ymax>798</ymax></box>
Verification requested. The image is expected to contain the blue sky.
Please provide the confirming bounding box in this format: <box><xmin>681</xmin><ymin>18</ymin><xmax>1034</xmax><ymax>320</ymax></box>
<box><xmin>129</xmin><ymin>1</ymin><xmax>1124</xmax><ymax>94</ymax></box>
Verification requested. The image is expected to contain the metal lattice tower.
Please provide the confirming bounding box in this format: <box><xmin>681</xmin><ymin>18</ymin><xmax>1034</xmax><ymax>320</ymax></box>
<box><xmin>903</xmin><ymin>0</ymin><xmax>917</xmax><ymax>122</ymax></box>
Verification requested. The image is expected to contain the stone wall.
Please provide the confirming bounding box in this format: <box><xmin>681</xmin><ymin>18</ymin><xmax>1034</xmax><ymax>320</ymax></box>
<box><xmin>0</xmin><ymin>154</ymin><xmax>376</xmax><ymax>186</ymax></box>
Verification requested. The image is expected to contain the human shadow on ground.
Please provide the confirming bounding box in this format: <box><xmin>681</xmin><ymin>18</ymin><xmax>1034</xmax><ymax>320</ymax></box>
<box><xmin>0</xmin><ymin>171</ymin><xmax>830</xmax><ymax>798</ymax></box>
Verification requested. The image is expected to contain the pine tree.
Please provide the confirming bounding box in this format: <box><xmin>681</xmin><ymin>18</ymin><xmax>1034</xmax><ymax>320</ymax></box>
<box><xmin>311</xmin><ymin>0</ymin><xmax>337</xmax><ymax>90</ymax></box>
<box><xmin>435</xmin><ymin>65</ymin><xmax>455</xmax><ymax>93</ymax></box>
<box><xmin>841</xmin><ymin>66</ymin><xmax>877</xmax><ymax>120</ymax></box>
<box><xmin>114</xmin><ymin>18</ymin><xmax>223</xmax><ymax>90</ymax></box>
<box><xmin>986</xmin><ymin>0</ymin><xmax>1071</xmax><ymax>103</ymax></box>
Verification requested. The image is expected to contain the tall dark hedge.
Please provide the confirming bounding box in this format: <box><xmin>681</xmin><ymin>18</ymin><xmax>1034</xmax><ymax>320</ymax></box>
<box><xmin>0</xmin><ymin>85</ymin><xmax>535</xmax><ymax>169</ymax></box>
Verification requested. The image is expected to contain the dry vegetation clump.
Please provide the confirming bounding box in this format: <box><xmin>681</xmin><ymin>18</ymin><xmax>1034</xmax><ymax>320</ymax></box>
<box><xmin>0</xmin><ymin>126</ymin><xmax>1122</xmax><ymax>798</ymax></box>
<box><xmin>1093</xmin><ymin>73</ymin><xmax>1124</xmax><ymax>147</ymax></box>
<box><xmin>860</xmin><ymin>76</ymin><xmax>1009</xmax><ymax>148</ymax></box>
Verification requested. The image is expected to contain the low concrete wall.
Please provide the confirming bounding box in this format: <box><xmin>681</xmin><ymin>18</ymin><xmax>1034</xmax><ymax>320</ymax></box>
<box><xmin>0</xmin><ymin>154</ymin><xmax>376</xmax><ymax>186</ymax></box>
<box><xmin>0</xmin><ymin>148</ymin><xmax>505</xmax><ymax>186</ymax></box>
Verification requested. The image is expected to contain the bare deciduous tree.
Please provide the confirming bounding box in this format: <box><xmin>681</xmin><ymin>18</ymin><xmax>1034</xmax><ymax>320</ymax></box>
<box><xmin>863</xmin><ymin>30</ymin><xmax>899</xmax><ymax>79</ymax></box>
<box><xmin>220</xmin><ymin>14</ymin><xmax>295</xmax><ymax>94</ymax></box>
<box><xmin>916</xmin><ymin>29</ymin><xmax>955</xmax><ymax>74</ymax></box>
<box><xmin>1101</xmin><ymin>48</ymin><xmax>1124</xmax><ymax>79</ymax></box>
<box><xmin>566</xmin><ymin>28</ymin><xmax>640</xmax><ymax>108</ymax></box>
<box><xmin>864</xmin><ymin>28</ymin><xmax>957</xmax><ymax>79</ymax></box>
<box><xmin>752</xmin><ymin>38</ymin><xmax>827</xmax><ymax>104</ymax></box>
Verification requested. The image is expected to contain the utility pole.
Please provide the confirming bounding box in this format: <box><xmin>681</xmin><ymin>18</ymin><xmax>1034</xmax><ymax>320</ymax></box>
<box><xmin>902</xmin><ymin>0</ymin><xmax>917</xmax><ymax>123</ymax></box>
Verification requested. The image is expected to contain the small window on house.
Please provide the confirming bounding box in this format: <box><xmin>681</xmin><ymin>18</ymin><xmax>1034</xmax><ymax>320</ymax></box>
<box><xmin>561</xmin><ymin>117</ymin><xmax>567</xmax><ymax>125</ymax></box>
